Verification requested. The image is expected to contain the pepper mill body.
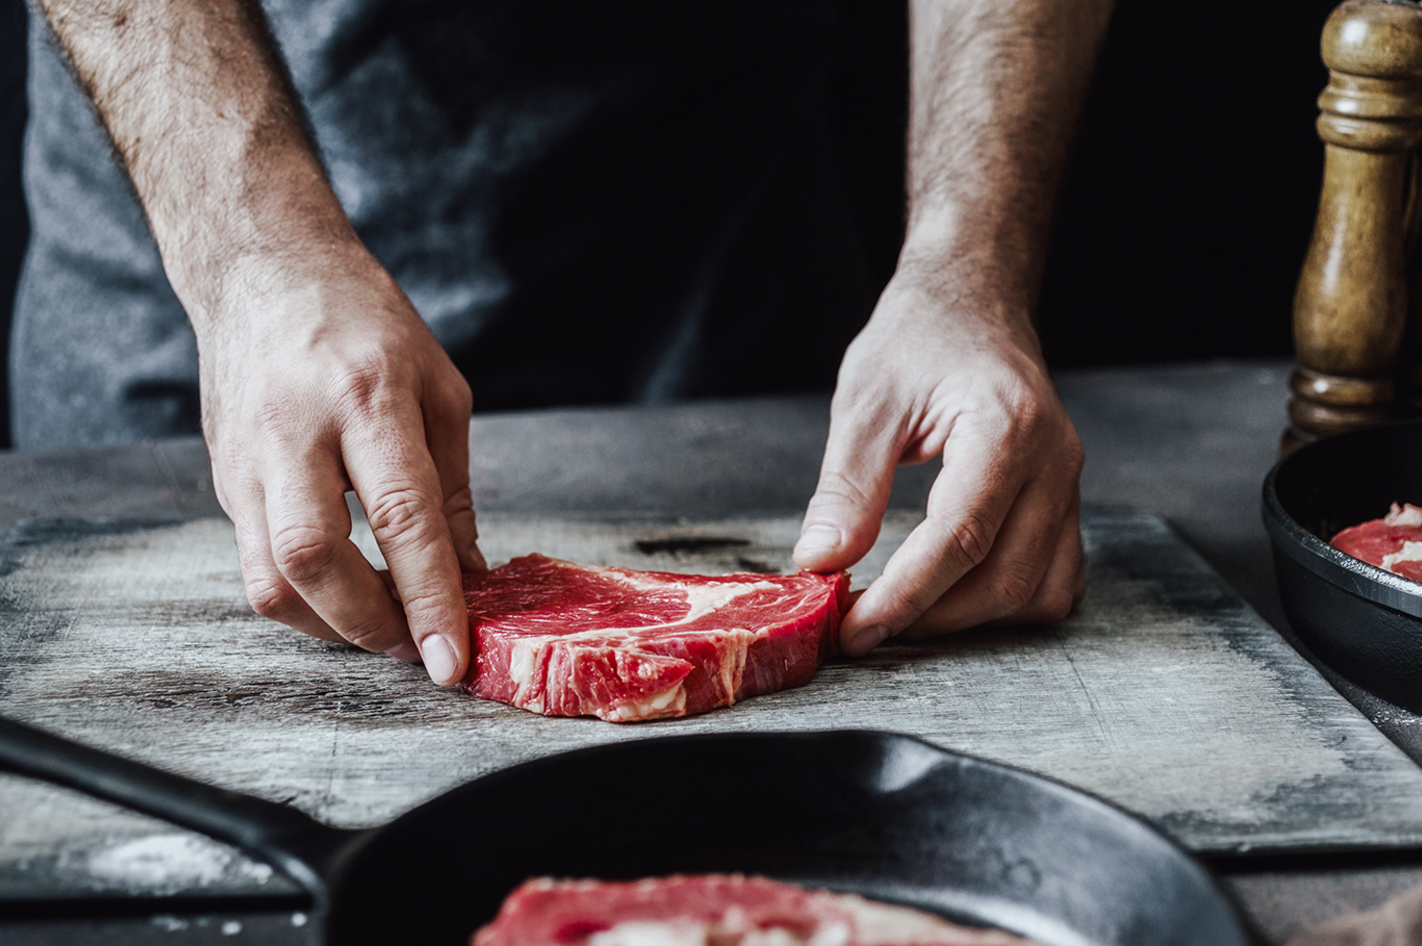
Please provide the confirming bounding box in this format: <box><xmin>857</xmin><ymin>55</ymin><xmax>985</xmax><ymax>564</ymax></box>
<box><xmin>1286</xmin><ymin>0</ymin><xmax>1422</xmax><ymax>452</ymax></box>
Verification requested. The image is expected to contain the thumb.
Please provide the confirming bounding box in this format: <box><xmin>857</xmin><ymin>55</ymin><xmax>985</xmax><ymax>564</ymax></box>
<box><xmin>794</xmin><ymin>411</ymin><xmax>899</xmax><ymax>573</ymax></box>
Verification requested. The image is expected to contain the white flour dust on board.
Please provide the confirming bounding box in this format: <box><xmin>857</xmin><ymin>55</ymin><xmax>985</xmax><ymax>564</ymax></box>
<box><xmin>84</xmin><ymin>833</ymin><xmax>273</xmax><ymax>892</ymax></box>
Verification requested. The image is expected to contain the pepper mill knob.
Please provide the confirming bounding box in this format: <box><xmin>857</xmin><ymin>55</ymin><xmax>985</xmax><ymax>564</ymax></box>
<box><xmin>1287</xmin><ymin>0</ymin><xmax>1422</xmax><ymax>451</ymax></box>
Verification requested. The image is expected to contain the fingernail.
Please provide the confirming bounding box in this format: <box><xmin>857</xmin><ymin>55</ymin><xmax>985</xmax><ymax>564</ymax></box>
<box><xmin>794</xmin><ymin>524</ymin><xmax>842</xmax><ymax>559</ymax></box>
<box><xmin>385</xmin><ymin>641</ymin><xmax>420</xmax><ymax>663</ymax></box>
<box><xmin>421</xmin><ymin>635</ymin><xmax>459</xmax><ymax>685</ymax></box>
<box><xmin>846</xmin><ymin>625</ymin><xmax>890</xmax><ymax>657</ymax></box>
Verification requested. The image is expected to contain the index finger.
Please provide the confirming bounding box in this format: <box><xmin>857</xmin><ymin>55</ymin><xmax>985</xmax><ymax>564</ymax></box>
<box><xmin>839</xmin><ymin>423</ymin><xmax>1026</xmax><ymax>654</ymax></box>
<box><xmin>344</xmin><ymin>404</ymin><xmax>470</xmax><ymax>686</ymax></box>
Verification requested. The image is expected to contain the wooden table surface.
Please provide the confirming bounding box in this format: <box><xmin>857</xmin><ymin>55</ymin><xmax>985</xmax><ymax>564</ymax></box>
<box><xmin>3</xmin><ymin>359</ymin><xmax>1422</xmax><ymax>945</ymax></box>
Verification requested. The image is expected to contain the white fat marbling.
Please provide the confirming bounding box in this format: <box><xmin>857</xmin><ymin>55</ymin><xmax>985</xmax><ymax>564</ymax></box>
<box><xmin>678</xmin><ymin>580</ymin><xmax>780</xmax><ymax>621</ymax></box>
<box><xmin>590</xmin><ymin>921</ymin><xmax>709</xmax><ymax>946</ymax></box>
<box><xmin>1382</xmin><ymin>540</ymin><xmax>1422</xmax><ymax>573</ymax></box>
<box><xmin>605</xmin><ymin>684</ymin><xmax>688</xmax><ymax>722</ymax></box>
<box><xmin>507</xmin><ymin>639</ymin><xmax>539</xmax><ymax>698</ymax></box>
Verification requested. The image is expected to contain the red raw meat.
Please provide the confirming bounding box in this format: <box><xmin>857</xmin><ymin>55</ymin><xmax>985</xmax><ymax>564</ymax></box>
<box><xmin>471</xmin><ymin>876</ymin><xmax>1040</xmax><ymax>946</ymax></box>
<box><xmin>460</xmin><ymin>555</ymin><xmax>850</xmax><ymax>722</ymax></box>
<box><xmin>1331</xmin><ymin>502</ymin><xmax>1422</xmax><ymax>582</ymax></box>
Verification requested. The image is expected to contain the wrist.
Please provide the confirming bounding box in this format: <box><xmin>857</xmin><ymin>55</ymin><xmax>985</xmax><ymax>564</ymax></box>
<box><xmin>875</xmin><ymin>235</ymin><xmax>1047</xmax><ymax>365</ymax></box>
<box><xmin>209</xmin><ymin>236</ymin><xmax>402</xmax><ymax>352</ymax></box>
<box><xmin>897</xmin><ymin>203</ymin><xmax>1042</xmax><ymax>303</ymax></box>
<box><xmin>887</xmin><ymin>247</ymin><xmax>1038</xmax><ymax>340</ymax></box>
<box><xmin>154</xmin><ymin>149</ymin><xmax>365</xmax><ymax>331</ymax></box>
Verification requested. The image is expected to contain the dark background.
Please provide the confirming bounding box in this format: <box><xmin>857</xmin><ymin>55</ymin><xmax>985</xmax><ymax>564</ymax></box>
<box><xmin>1036</xmin><ymin>0</ymin><xmax>1336</xmax><ymax>368</ymax></box>
<box><xmin>0</xmin><ymin>0</ymin><xmax>1337</xmax><ymax>449</ymax></box>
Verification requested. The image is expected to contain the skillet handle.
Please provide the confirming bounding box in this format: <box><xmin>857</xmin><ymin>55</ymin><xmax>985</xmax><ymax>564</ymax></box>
<box><xmin>0</xmin><ymin>715</ymin><xmax>346</xmax><ymax>893</ymax></box>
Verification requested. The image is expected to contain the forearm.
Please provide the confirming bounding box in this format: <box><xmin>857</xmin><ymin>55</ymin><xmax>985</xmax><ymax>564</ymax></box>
<box><xmin>903</xmin><ymin>0</ymin><xmax>1113</xmax><ymax>315</ymax></box>
<box><xmin>37</xmin><ymin>0</ymin><xmax>480</xmax><ymax>684</ymax></box>
<box><xmin>35</xmin><ymin>0</ymin><xmax>352</xmax><ymax>329</ymax></box>
<box><xmin>799</xmin><ymin>0</ymin><xmax>1098</xmax><ymax>650</ymax></box>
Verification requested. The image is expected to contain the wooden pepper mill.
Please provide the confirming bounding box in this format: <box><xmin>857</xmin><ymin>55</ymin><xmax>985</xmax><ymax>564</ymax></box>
<box><xmin>1286</xmin><ymin>0</ymin><xmax>1422</xmax><ymax>451</ymax></box>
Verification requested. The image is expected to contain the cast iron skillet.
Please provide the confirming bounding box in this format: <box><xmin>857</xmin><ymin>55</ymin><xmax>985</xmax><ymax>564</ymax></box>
<box><xmin>1264</xmin><ymin>419</ymin><xmax>1422</xmax><ymax>711</ymax></box>
<box><xmin>0</xmin><ymin>719</ymin><xmax>1246</xmax><ymax>946</ymax></box>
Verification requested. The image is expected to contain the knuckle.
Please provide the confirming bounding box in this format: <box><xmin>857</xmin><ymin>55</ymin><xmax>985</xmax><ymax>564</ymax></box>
<box><xmin>210</xmin><ymin>471</ymin><xmax>245</xmax><ymax>521</ymax></box>
<box><xmin>339</xmin><ymin>612</ymin><xmax>397</xmax><ymax>652</ymax></box>
<box><xmin>1058</xmin><ymin>429</ymin><xmax>1086</xmax><ymax>477</ymax></box>
<box><xmin>1009</xmin><ymin>389</ymin><xmax>1047</xmax><ymax>435</ymax></box>
<box><xmin>245</xmin><ymin>573</ymin><xmax>300</xmax><ymax>620</ymax></box>
<box><xmin>270</xmin><ymin>525</ymin><xmax>342</xmax><ymax>583</ymax></box>
<box><xmin>330</xmin><ymin>355</ymin><xmax>395</xmax><ymax>417</ymax></box>
<box><xmin>1008</xmin><ymin>396</ymin><xmax>1064</xmax><ymax>454</ymax></box>
<box><xmin>985</xmin><ymin>378</ymin><xmax>1067</xmax><ymax>452</ymax></box>
<box><xmin>1024</xmin><ymin>586</ymin><xmax>1078</xmax><ymax>625</ymax></box>
<box><xmin>394</xmin><ymin>586</ymin><xmax>458</xmax><ymax>635</ymax></box>
<box><xmin>994</xmin><ymin>562</ymin><xmax>1038</xmax><ymax>613</ymax></box>
<box><xmin>366</xmin><ymin>487</ymin><xmax>440</xmax><ymax>543</ymax></box>
<box><xmin>1043</xmin><ymin>587</ymin><xmax>1079</xmax><ymax>622</ymax></box>
<box><xmin>250</xmin><ymin>397</ymin><xmax>299</xmax><ymax>445</ymax></box>
<box><xmin>811</xmin><ymin>469</ymin><xmax>877</xmax><ymax>513</ymax></box>
<box><xmin>424</xmin><ymin>370</ymin><xmax>473</xmax><ymax>425</ymax></box>
<box><xmin>879</xmin><ymin>580</ymin><xmax>941</xmax><ymax>627</ymax></box>
<box><xmin>444</xmin><ymin>484</ymin><xmax>476</xmax><ymax>519</ymax></box>
<box><xmin>941</xmin><ymin>511</ymin><xmax>996</xmax><ymax>572</ymax></box>
<box><xmin>443</xmin><ymin>373</ymin><xmax>474</xmax><ymax>418</ymax></box>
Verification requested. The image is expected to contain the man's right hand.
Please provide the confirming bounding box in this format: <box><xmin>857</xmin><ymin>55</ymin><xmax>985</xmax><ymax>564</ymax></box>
<box><xmin>31</xmin><ymin>0</ymin><xmax>484</xmax><ymax>684</ymax></box>
<box><xmin>201</xmin><ymin>242</ymin><xmax>484</xmax><ymax>685</ymax></box>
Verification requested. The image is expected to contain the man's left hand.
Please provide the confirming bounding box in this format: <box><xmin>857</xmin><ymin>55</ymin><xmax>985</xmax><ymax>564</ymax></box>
<box><xmin>793</xmin><ymin>265</ymin><xmax>1085</xmax><ymax>656</ymax></box>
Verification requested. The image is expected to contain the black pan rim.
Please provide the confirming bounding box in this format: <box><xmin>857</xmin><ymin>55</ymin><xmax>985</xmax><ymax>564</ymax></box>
<box><xmin>386</xmin><ymin>728</ymin><xmax>1179</xmax><ymax>850</ymax></box>
<box><xmin>365</xmin><ymin>727</ymin><xmax>1247</xmax><ymax>941</ymax></box>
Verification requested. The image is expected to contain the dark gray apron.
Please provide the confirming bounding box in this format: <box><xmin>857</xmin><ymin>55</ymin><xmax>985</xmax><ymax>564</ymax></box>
<box><xmin>13</xmin><ymin>1</ymin><xmax>902</xmax><ymax>448</ymax></box>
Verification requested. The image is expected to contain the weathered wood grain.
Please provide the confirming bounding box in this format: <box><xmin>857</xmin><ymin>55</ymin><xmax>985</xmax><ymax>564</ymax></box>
<box><xmin>1</xmin><ymin>508</ymin><xmax>1420</xmax><ymax>901</ymax></box>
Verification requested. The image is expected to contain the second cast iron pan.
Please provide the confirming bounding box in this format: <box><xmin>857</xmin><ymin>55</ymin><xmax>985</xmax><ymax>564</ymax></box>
<box><xmin>1264</xmin><ymin>419</ymin><xmax>1422</xmax><ymax>710</ymax></box>
<box><xmin>0</xmin><ymin>719</ymin><xmax>1246</xmax><ymax>946</ymax></box>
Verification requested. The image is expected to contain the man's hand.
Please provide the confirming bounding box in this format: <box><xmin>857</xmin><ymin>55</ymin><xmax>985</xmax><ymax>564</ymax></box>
<box><xmin>34</xmin><ymin>0</ymin><xmax>483</xmax><ymax>682</ymax></box>
<box><xmin>794</xmin><ymin>0</ymin><xmax>1111</xmax><ymax>654</ymax></box>
<box><xmin>794</xmin><ymin>268</ymin><xmax>1083</xmax><ymax>656</ymax></box>
<box><xmin>203</xmin><ymin>244</ymin><xmax>484</xmax><ymax>682</ymax></box>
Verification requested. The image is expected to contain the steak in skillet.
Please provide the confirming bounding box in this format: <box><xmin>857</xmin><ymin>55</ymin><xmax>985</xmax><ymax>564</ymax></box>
<box><xmin>460</xmin><ymin>554</ymin><xmax>850</xmax><ymax>722</ymax></box>
<box><xmin>470</xmin><ymin>876</ymin><xmax>1041</xmax><ymax>946</ymax></box>
<box><xmin>1331</xmin><ymin>502</ymin><xmax>1422</xmax><ymax>582</ymax></box>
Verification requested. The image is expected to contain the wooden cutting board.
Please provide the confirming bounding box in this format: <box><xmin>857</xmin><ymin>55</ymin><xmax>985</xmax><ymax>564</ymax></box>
<box><xmin>2</xmin><ymin>507</ymin><xmax>1421</xmax><ymax>901</ymax></box>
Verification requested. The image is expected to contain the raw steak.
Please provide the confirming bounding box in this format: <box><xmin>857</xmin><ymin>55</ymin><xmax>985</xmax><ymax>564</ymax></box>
<box><xmin>460</xmin><ymin>555</ymin><xmax>850</xmax><ymax>722</ymax></box>
<box><xmin>470</xmin><ymin>876</ymin><xmax>1041</xmax><ymax>946</ymax></box>
<box><xmin>1331</xmin><ymin>502</ymin><xmax>1422</xmax><ymax>582</ymax></box>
